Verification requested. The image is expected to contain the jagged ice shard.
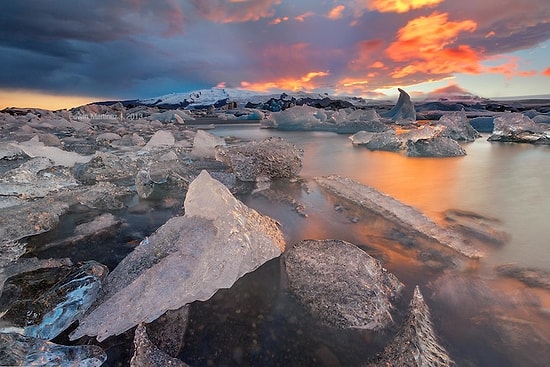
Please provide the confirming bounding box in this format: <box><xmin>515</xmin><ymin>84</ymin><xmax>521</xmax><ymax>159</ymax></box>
<box><xmin>71</xmin><ymin>170</ymin><xmax>285</xmax><ymax>341</ymax></box>
<box><xmin>381</xmin><ymin>88</ymin><xmax>416</xmax><ymax>122</ymax></box>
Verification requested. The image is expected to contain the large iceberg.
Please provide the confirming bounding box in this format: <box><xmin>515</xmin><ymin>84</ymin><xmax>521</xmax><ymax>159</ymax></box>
<box><xmin>381</xmin><ymin>88</ymin><xmax>416</xmax><ymax>122</ymax></box>
<box><xmin>488</xmin><ymin>112</ymin><xmax>550</xmax><ymax>144</ymax></box>
<box><xmin>71</xmin><ymin>170</ymin><xmax>285</xmax><ymax>341</ymax></box>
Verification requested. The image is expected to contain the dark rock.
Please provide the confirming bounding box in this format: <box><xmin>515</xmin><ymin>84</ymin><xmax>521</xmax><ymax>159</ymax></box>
<box><xmin>283</xmin><ymin>239</ymin><xmax>403</xmax><ymax>330</ymax></box>
<box><xmin>406</xmin><ymin>137</ymin><xmax>466</xmax><ymax>157</ymax></box>
<box><xmin>366</xmin><ymin>286</ymin><xmax>453</xmax><ymax>367</ymax></box>
<box><xmin>215</xmin><ymin>137</ymin><xmax>303</xmax><ymax>181</ymax></box>
<box><xmin>130</xmin><ymin>324</ymin><xmax>190</xmax><ymax>367</ymax></box>
<box><xmin>145</xmin><ymin>305</ymin><xmax>190</xmax><ymax>358</ymax></box>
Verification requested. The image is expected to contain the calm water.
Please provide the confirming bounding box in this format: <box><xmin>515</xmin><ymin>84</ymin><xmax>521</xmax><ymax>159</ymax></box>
<box><xmin>212</xmin><ymin>125</ymin><xmax>550</xmax><ymax>270</ymax></box>
<box><xmin>197</xmin><ymin>124</ymin><xmax>550</xmax><ymax>367</ymax></box>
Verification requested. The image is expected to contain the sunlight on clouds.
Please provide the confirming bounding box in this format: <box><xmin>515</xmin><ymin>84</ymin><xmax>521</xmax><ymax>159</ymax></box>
<box><xmin>544</xmin><ymin>67</ymin><xmax>550</xmax><ymax>76</ymax></box>
<box><xmin>328</xmin><ymin>5</ymin><xmax>346</xmax><ymax>19</ymax></box>
<box><xmin>351</xmin><ymin>0</ymin><xmax>444</xmax><ymax>16</ymax></box>
<box><xmin>386</xmin><ymin>12</ymin><xmax>477</xmax><ymax>61</ymax></box>
<box><xmin>240</xmin><ymin>71</ymin><xmax>329</xmax><ymax>92</ymax></box>
<box><xmin>295</xmin><ymin>11</ymin><xmax>315</xmax><ymax>22</ymax></box>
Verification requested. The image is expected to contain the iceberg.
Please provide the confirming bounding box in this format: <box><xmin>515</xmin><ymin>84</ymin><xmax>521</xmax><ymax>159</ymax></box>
<box><xmin>71</xmin><ymin>170</ymin><xmax>285</xmax><ymax>341</ymax></box>
<box><xmin>314</xmin><ymin>175</ymin><xmax>483</xmax><ymax>258</ymax></box>
<box><xmin>436</xmin><ymin>110</ymin><xmax>481</xmax><ymax>142</ymax></box>
<box><xmin>190</xmin><ymin>129</ymin><xmax>226</xmax><ymax>159</ymax></box>
<box><xmin>0</xmin><ymin>332</ymin><xmax>106</xmax><ymax>367</ymax></box>
<box><xmin>488</xmin><ymin>112</ymin><xmax>550</xmax><ymax>144</ymax></box>
<box><xmin>381</xmin><ymin>88</ymin><xmax>416</xmax><ymax>122</ymax></box>
<box><xmin>367</xmin><ymin>286</ymin><xmax>453</xmax><ymax>366</ymax></box>
<box><xmin>406</xmin><ymin>137</ymin><xmax>467</xmax><ymax>157</ymax></box>
<box><xmin>283</xmin><ymin>239</ymin><xmax>403</xmax><ymax>330</ymax></box>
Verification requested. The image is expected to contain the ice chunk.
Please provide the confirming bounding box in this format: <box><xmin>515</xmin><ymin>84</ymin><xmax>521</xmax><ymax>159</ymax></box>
<box><xmin>149</xmin><ymin>110</ymin><xmax>194</xmax><ymax>123</ymax></box>
<box><xmin>144</xmin><ymin>130</ymin><xmax>176</xmax><ymax>149</ymax></box>
<box><xmin>264</xmin><ymin>105</ymin><xmax>333</xmax><ymax>131</ymax></box>
<box><xmin>0</xmin><ymin>157</ymin><xmax>78</xmax><ymax>198</ymax></box>
<box><xmin>367</xmin><ymin>286</ymin><xmax>453</xmax><ymax>366</ymax></box>
<box><xmin>0</xmin><ymin>332</ymin><xmax>106</xmax><ymax>367</ymax></box>
<box><xmin>349</xmin><ymin>130</ymin><xmax>403</xmax><ymax>151</ymax></box>
<box><xmin>71</xmin><ymin>170</ymin><xmax>285</xmax><ymax>341</ymax></box>
<box><xmin>436</xmin><ymin>110</ymin><xmax>481</xmax><ymax>142</ymax></box>
<box><xmin>284</xmin><ymin>239</ymin><xmax>403</xmax><ymax>330</ymax></box>
<box><xmin>381</xmin><ymin>88</ymin><xmax>416</xmax><ymax>122</ymax></box>
<box><xmin>314</xmin><ymin>175</ymin><xmax>483</xmax><ymax>258</ymax></box>
<box><xmin>488</xmin><ymin>112</ymin><xmax>550</xmax><ymax>144</ymax></box>
<box><xmin>11</xmin><ymin>136</ymin><xmax>92</xmax><ymax>167</ymax></box>
<box><xmin>406</xmin><ymin>137</ymin><xmax>467</xmax><ymax>157</ymax></box>
<box><xmin>190</xmin><ymin>129</ymin><xmax>226</xmax><ymax>158</ymax></box>
<box><xmin>215</xmin><ymin>137</ymin><xmax>303</xmax><ymax>181</ymax></box>
<box><xmin>23</xmin><ymin>261</ymin><xmax>108</xmax><ymax>340</ymax></box>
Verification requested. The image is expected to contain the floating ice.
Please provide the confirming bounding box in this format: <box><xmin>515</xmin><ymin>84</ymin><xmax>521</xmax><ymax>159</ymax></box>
<box><xmin>190</xmin><ymin>129</ymin><xmax>226</xmax><ymax>158</ymax></box>
<box><xmin>0</xmin><ymin>332</ymin><xmax>106</xmax><ymax>367</ymax></box>
<box><xmin>71</xmin><ymin>170</ymin><xmax>285</xmax><ymax>341</ymax></box>
<box><xmin>381</xmin><ymin>88</ymin><xmax>416</xmax><ymax>122</ymax></box>
<box><xmin>488</xmin><ymin>112</ymin><xmax>550</xmax><ymax>144</ymax></box>
<box><xmin>406</xmin><ymin>137</ymin><xmax>466</xmax><ymax>157</ymax></box>
<box><xmin>436</xmin><ymin>110</ymin><xmax>481</xmax><ymax>142</ymax></box>
<box><xmin>11</xmin><ymin>136</ymin><xmax>92</xmax><ymax>167</ymax></box>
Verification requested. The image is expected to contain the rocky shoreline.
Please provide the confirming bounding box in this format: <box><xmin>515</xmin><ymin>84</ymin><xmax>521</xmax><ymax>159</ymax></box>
<box><xmin>1</xmin><ymin>91</ymin><xmax>550</xmax><ymax>366</ymax></box>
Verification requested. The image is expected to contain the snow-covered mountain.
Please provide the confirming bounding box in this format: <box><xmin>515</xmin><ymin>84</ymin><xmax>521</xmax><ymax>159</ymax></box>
<box><xmin>138</xmin><ymin>87</ymin><xmax>372</xmax><ymax>108</ymax></box>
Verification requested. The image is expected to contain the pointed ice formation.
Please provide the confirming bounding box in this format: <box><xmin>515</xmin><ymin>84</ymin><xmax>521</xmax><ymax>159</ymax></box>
<box><xmin>190</xmin><ymin>129</ymin><xmax>226</xmax><ymax>158</ymax></box>
<box><xmin>366</xmin><ymin>286</ymin><xmax>453</xmax><ymax>366</ymax></box>
<box><xmin>381</xmin><ymin>88</ymin><xmax>416</xmax><ymax>122</ymax></box>
<box><xmin>71</xmin><ymin>170</ymin><xmax>285</xmax><ymax>341</ymax></box>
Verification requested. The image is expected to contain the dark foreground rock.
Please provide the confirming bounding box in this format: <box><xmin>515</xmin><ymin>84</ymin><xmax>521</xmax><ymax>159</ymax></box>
<box><xmin>366</xmin><ymin>286</ymin><xmax>453</xmax><ymax>367</ymax></box>
<box><xmin>315</xmin><ymin>175</ymin><xmax>483</xmax><ymax>259</ymax></box>
<box><xmin>130</xmin><ymin>324</ymin><xmax>190</xmax><ymax>367</ymax></box>
<box><xmin>215</xmin><ymin>137</ymin><xmax>303</xmax><ymax>181</ymax></box>
<box><xmin>71</xmin><ymin>170</ymin><xmax>285</xmax><ymax>341</ymax></box>
<box><xmin>406</xmin><ymin>137</ymin><xmax>466</xmax><ymax>157</ymax></box>
<box><xmin>283</xmin><ymin>239</ymin><xmax>403</xmax><ymax>330</ymax></box>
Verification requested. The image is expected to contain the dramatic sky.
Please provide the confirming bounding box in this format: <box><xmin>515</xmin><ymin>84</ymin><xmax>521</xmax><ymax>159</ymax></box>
<box><xmin>1</xmin><ymin>0</ymin><xmax>550</xmax><ymax>108</ymax></box>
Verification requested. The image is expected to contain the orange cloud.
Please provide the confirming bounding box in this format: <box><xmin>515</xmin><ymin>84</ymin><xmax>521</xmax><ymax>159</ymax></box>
<box><xmin>328</xmin><ymin>5</ymin><xmax>345</xmax><ymax>19</ymax></box>
<box><xmin>295</xmin><ymin>11</ymin><xmax>315</xmax><ymax>22</ymax></box>
<box><xmin>543</xmin><ymin>67</ymin><xmax>550</xmax><ymax>76</ymax></box>
<box><xmin>355</xmin><ymin>0</ymin><xmax>444</xmax><ymax>15</ymax></box>
<box><xmin>240</xmin><ymin>71</ymin><xmax>329</xmax><ymax>92</ymax></box>
<box><xmin>348</xmin><ymin>39</ymin><xmax>386</xmax><ymax>70</ymax></box>
<box><xmin>386</xmin><ymin>12</ymin><xmax>477</xmax><ymax>62</ymax></box>
<box><xmin>269</xmin><ymin>16</ymin><xmax>289</xmax><ymax>25</ymax></box>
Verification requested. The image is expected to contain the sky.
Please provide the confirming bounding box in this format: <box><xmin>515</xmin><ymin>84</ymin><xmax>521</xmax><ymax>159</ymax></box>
<box><xmin>1</xmin><ymin>0</ymin><xmax>550</xmax><ymax>109</ymax></box>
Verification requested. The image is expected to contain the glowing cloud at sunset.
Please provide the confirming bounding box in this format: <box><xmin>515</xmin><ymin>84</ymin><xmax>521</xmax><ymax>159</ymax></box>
<box><xmin>1</xmin><ymin>0</ymin><xmax>549</xmax><ymax>108</ymax></box>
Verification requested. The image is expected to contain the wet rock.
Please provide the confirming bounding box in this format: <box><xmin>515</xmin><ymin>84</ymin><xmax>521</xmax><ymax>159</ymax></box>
<box><xmin>130</xmin><ymin>324</ymin><xmax>190</xmax><ymax>367</ymax></box>
<box><xmin>444</xmin><ymin>209</ymin><xmax>509</xmax><ymax>245</ymax></box>
<box><xmin>283</xmin><ymin>239</ymin><xmax>403</xmax><ymax>330</ymax></box>
<box><xmin>71</xmin><ymin>170</ymin><xmax>285</xmax><ymax>341</ymax></box>
<box><xmin>190</xmin><ymin>129</ymin><xmax>226</xmax><ymax>158</ymax></box>
<box><xmin>96</xmin><ymin>132</ymin><xmax>122</xmax><ymax>146</ymax></box>
<box><xmin>0</xmin><ymin>241</ymin><xmax>27</xmax><ymax>268</ymax></box>
<box><xmin>315</xmin><ymin>175</ymin><xmax>482</xmax><ymax>258</ymax></box>
<box><xmin>73</xmin><ymin>151</ymin><xmax>140</xmax><ymax>185</ymax></box>
<box><xmin>0</xmin><ymin>332</ymin><xmax>106</xmax><ymax>367</ymax></box>
<box><xmin>436</xmin><ymin>110</ymin><xmax>481</xmax><ymax>142</ymax></box>
<box><xmin>495</xmin><ymin>264</ymin><xmax>550</xmax><ymax>290</ymax></box>
<box><xmin>11</xmin><ymin>136</ymin><xmax>92</xmax><ymax>167</ymax></box>
<box><xmin>215</xmin><ymin>137</ymin><xmax>303</xmax><ymax>181</ymax></box>
<box><xmin>406</xmin><ymin>137</ymin><xmax>467</xmax><ymax>157</ymax></box>
<box><xmin>488</xmin><ymin>112</ymin><xmax>550</xmax><ymax>144</ymax></box>
<box><xmin>366</xmin><ymin>286</ymin><xmax>453</xmax><ymax>367</ymax></box>
<box><xmin>145</xmin><ymin>305</ymin><xmax>189</xmax><ymax>358</ymax></box>
<box><xmin>381</xmin><ymin>88</ymin><xmax>416</xmax><ymax>122</ymax></box>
